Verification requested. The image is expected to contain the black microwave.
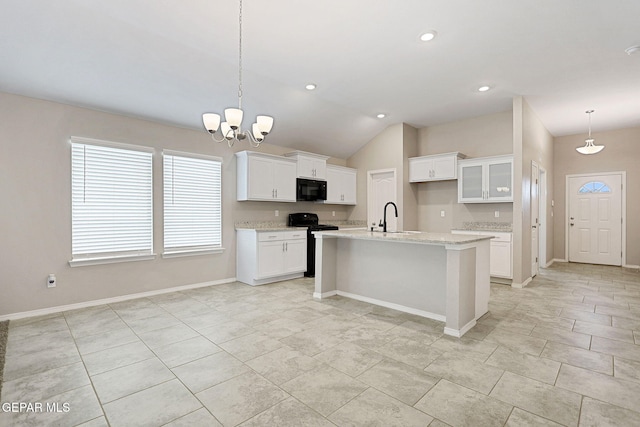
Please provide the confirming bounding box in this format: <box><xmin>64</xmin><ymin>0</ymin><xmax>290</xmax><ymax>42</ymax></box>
<box><xmin>296</xmin><ymin>178</ymin><xmax>327</xmax><ymax>201</ymax></box>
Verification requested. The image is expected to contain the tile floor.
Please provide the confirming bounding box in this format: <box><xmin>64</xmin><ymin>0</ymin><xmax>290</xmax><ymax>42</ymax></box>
<box><xmin>1</xmin><ymin>262</ymin><xmax>640</xmax><ymax>426</ymax></box>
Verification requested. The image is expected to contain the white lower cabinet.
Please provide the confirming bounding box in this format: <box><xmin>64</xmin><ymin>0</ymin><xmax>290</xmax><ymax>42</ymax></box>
<box><xmin>237</xmin><ymin>229</ymin><xmax>307</xmax><ymax>285</ymax></box>
<box><xmin>451</xmin><ymin>230</ymin><xmax>512</xmax><ymax>279</ymax></box>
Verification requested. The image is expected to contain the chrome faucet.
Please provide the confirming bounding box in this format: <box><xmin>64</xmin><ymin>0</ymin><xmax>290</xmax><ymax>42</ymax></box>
<box><xmin>381</xmin><ymin>201</ymin><xmax>398</xmax><ymax>232</ymax></box>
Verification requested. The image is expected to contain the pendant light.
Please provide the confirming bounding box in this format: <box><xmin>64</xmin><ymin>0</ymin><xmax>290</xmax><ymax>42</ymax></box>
<box><xmin>202</xmin><ymin>0</ymin><xmax>274</xmax><ymax>147</ymax></box>
<box><xmin>576</xmin><ymin>110</ymin><xmax>604</xmax><ymax>155</ymax></box>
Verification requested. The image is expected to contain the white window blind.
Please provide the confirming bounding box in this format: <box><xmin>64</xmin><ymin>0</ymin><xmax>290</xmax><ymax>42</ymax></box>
<box><xmin>163</xmin><ymin>151</ymin><xmax>222</xmax><ymax>254</ymax></box>
<box><xmin>71</xmin><ymin>138</ymin><xmax>154</xmax><ymax>263</ymax></box>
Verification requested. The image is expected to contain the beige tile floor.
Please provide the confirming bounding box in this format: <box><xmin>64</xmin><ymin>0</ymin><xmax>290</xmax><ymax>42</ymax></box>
<box><xmin>1</xmin><ymin>262</ymin><xmax>640</xmax><ymax>426</ymax></box>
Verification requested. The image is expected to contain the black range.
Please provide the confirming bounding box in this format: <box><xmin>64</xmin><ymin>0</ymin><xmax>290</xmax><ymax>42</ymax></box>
<box><xmin>288</xmin><ymin>213</ymin><xmax>338</xmax><ymax>277</ymax></box>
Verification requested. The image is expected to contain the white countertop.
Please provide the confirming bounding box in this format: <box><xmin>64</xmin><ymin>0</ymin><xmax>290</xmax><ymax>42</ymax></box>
<box><xmin>312</xmin><ymin>229</ymin><xmax>493</xmax><ymax>245</ymax></box>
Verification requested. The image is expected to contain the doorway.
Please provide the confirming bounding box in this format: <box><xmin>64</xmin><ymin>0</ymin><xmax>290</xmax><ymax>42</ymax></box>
<box><xmin>367</xmin><ymin>169</ymin><xmax>397</xmax><ymax>232</ymax></box>
<box><xmin>566</xmin><ymin>172</ymin><xmax>625</xmax><ymax>266</ymax></box>
<box><xmin>531</xmin><ymin>162</ymin><xmax>539</xmax><ymax>276</ymax></box>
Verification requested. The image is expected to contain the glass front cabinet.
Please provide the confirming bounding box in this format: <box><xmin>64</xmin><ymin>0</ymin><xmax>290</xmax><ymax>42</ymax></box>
<box><xmin>458</xmin><ymin>155</ymin><xmax>513</xmax><ymax>203</ymax></box>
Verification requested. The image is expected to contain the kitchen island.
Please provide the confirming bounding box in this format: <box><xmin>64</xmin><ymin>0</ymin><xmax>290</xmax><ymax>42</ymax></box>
<box><xmin>313</xmin><ymin>229</ymin><xmax>492</xmax><ymax>337</ymax></box>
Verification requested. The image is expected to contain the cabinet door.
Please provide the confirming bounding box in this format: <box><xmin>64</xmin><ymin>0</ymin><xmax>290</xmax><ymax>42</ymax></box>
<box><xmin>490</xmin><ymin>241</ymin><xmax>512</xmax><ymax>278</ymax></box>
<box><xmin>257</xmin><ymin>240</ymin><xmax>285</xmax><ymax>278</ymax></box>
<box><xmin>486</xmin><ymin>160</ymin><xmax>513</xmax><ymax>201</ymax></box>
<box><xmin>458</xmin><ymin>163</ymin><xmax>484</xmax><ymax>202</ymax></box>
<box><xmin>311</xmin><ymin>158</ymin><xmax>326</xmax><ymax>180</ymax></box>
<box><xmin>432</xmin><ymin>156</ymin><xmax>456</xmax><ymax>180</ymax></box>
<box><xmin>325</xmin><ymin>167</ymin><xmax>343</xmax><ymax>203</ymax></box>
<box><xmin>273</xmin><ymin>160</ymin><xmax>297</xmax><ymax>201</ymax></box>
<box><xmin>409</xmin><ymin>158</ymin><xmax>433</xmax><ymax>182</ymax></box>
<box><xmin>283</xmin><ymin>238</ymin><xmax>307</xmax><ymax>274</ymax></box>
<box><xmin>248</xmin><ymin>156</ymin><xmax>275</xmax><ymax>200</ymax></box>
<box><xmin>342</xmin><ymin>169</ymin><xmax>357</xmax><ymax>204</ymax></box>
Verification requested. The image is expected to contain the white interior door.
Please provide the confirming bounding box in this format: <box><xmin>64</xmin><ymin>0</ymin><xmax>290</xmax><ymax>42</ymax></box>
<box><xmin>531</xmin><ymin>162</ymin><xmax>539</xmax><ymax>276</ymax></box>
<box><xmin>367</xmin><ymin>169</ymin><xmax>397</xmax><ymax>232</ymax></box>
<box><xmin>568</xmin><ymin>174</ymin><xmax>622</xmax><ymax>266</ymax></box>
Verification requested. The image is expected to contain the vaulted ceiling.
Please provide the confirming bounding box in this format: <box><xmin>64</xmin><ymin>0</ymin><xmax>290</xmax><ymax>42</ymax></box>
<box><xmin>2</xmin><ymin>1</ymin><xmax>639</xmax><ymax>158</ymax></box>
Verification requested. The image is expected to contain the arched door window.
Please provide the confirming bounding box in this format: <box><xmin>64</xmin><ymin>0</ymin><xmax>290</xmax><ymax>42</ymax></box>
<box><xmin>578</xmin><ymin>181</ymin><xmax>611</xmax><ymax>194</ymax></box>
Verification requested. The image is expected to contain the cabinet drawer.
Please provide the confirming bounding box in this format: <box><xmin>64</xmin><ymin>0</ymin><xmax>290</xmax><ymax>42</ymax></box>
<box><xmin>285</xmin><ymin>230</ymin><xmax>307</xmax><ymax>240</ymax></box>
<box><xmin>257</xmin><ymin>231</ymin><xmax>286</xmax><ymax>242</ymax></box>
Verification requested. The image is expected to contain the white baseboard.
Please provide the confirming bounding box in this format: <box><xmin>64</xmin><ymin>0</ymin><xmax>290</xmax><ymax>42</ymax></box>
<box><xmin>551</xmin><ymin>258</ymin><xmax>568</xmax><ymax>265</ymax></box>
<box><xmin>623</xmin><ymin>264</ymin><xmax>640</xmax><ymax>269</ymax></box>
<box><xmin>336</xmin><ymin>290</ymin><xmax>446</xmax><ymax>322</ymax></box>
<box><xmin>313</xmin><ymin>290</ymin><xmax>338</xmax><ymax>299</ymax></box>
<box><xmin>444</xmin><ymin>319</ymin><xmax>476</xmax><ymax>338</ymax></box>
<box><xmin>0</xmin><ymin>277</ymin><xmax>237</xmax><ymax>321</ymax></box>
<box><xmin>511</xmin><ymin>277</ymin><xmax>532</xmax><ymax>289</ymax></box>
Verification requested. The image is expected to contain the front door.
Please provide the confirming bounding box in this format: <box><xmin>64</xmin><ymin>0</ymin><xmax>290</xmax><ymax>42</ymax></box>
<box><xmin>568</xmin><ymin>174</ymin><xmax>622</xmax><ymax>266</ymax></box>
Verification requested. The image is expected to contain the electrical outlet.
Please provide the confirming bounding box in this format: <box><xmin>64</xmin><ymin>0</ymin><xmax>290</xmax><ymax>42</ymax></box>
<box><xmin>440</xmin><ymin>210</ymin><xmax>445</xmax><ymax>217</ymax></box>
<box><xmin>47</xmin><ymin>274</ymin><xmax>56</xmax><ymax>288</ymax></box>
<box><xmin>275</xmin><ymin>210</ymin><xmax>279</xmax><ymax>217</ymax></box>
<box><xmin>494</xmin><ymin>211</ymin><xmax>500</xmax><ymax>218</ymax></box>
<box><xmin>332</xmin><ymin>211</ymin><xmax>335</xmax><ymax>217</ymax></box>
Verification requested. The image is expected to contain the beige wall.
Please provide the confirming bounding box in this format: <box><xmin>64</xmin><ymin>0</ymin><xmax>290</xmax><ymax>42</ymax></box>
<box><xmin>415</xmin><ymin>111</ymin><xmax>514</xmax><ymax>232</ymax></box>
<box><xmin>553</xmin><ymin>126</ymin><xmax>640</xmax><ymax>267</ymax></box>
<box><xmin>402</xmin><ymin>124</ymin><xmax>419</xmax><ymax>231</ymax></box>
<box><xmin>347</xmin><ymin>123</ymin><xmax>404</xmax><ymax>228</ymax></box>
<box><xmin>513</xmin><ymin>97</ymin><xmax>554</xmax><ymax>285</ymax></box>
<box><xmin>0</xmin><ymin>92</ymin><xmax>350</xmax><ymax>316</ymax></box>
<box><xmin>346</xmin><ymin>123</ymin><xmax>421</xmax><ymax>231</ymax></box>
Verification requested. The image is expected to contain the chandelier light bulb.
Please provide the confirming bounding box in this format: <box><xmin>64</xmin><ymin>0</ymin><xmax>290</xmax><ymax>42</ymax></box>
<box><xmin>201</xmin><ymin>0</ymin><xmax>273</xmax><ymax>147</ymax></box>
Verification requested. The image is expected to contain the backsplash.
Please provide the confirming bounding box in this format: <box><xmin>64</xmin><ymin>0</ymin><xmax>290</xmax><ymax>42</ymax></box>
<box><xmin>456</xmin><ymin>221</ymin><xmax>512</xmax><ymax>232</ymax></box>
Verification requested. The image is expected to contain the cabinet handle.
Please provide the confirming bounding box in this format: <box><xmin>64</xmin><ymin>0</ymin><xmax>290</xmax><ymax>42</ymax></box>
<box><xmin>286</xmin><ymin>242</ymin><xmax>288</xmax><ymax>251</ymax></box>
<box><xmin>275</xmin><ymin>189</ymin><xmax>278</xmax><ymax>198</ymax></box>
<box><xmin>272</xmin><ymin>189</ymin><xmax>275</xmax><ymax>198</ymax></box>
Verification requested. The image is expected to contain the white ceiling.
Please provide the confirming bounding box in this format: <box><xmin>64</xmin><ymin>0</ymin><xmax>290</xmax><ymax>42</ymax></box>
<box><xmin>2</xmin><ymin>0</ymin><xmax>639</xmax><ymax>158</ymax></box>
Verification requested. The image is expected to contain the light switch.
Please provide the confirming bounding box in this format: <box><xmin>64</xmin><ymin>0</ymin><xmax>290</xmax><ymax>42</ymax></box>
<box><xmin>275</xmin><ymin>210</ymin><xmax>279</xmax><ymax>217</ymax></box>
<box><xmin>440</xmin><ymin>210</ymin><xmax>445</xmax><ymax>217</ymax></box>
<box><xmin>494</xmin><ymin>211</ymin><xmax>500</xmax><ymax>218</ymax></box>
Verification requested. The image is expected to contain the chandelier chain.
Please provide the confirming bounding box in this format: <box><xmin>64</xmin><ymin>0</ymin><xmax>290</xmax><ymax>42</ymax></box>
<box><xmin>238</xmin><ymin>0</ymin><xmax>243</xmax><ymax>110</ymax></box>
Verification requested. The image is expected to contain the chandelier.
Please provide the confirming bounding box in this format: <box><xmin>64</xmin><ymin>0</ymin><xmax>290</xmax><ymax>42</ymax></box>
<box><xmin>576</xmin><ymin>110</ymin><xmax>604</xmax><ymax>155</ymax></box>
<box><xmin>202</xmin><ymin>0</ymin><xmax>274</xmax><ymax>147</ymax></box>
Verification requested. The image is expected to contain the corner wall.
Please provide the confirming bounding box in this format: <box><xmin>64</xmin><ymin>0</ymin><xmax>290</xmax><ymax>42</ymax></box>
<box><xmin>553</xmin><ymin>126</ymin><xmax>640</xmax><ymax>267</ymax></box>
<box><xmin>416</xmin><ymin>111</ymin><xmax>514</xmax><ymax>232</ymax></box>
<box><xmin>512</xmin><ymin>96</ymin><xmax>554</xmax><ymax>285</ymax></box>
<box><xmin>0</xmin><ymin>92</ymin><xmax>350</xmax><ymax>316</ymax></box>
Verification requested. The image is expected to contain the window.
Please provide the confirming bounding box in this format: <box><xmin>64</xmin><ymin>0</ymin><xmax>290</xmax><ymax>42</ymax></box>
<box><xmin>163</xmin><ymin>150</ymin><xmax>222</xmax><ymax>256</ymax></box>
<box><xmin>70</xmin><ymin>137</ymin><xmax>154</xmax><ymax>266</ymax></box>
<box><xmin>578</xmin><ymin>181</ymin><xmax>611</xmax><ymax>194</ymax></box>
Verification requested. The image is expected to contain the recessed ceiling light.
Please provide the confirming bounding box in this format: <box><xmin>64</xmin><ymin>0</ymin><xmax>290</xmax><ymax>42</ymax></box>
<box><xmin>478</xmin><ymin>85</ymin><xmax>491</xmax><ymax>92</ymax></box>
<box><xmin>305</xmin><ymin>83</ymin><xmax>317</xmax><ymax>90</ymax></box>
<box><xmin>376</xmin><ymin>113</ymin><xmax>386</xmax><ymax>119</ymax></box>
<box><xmin>419</xmin><ymin>31</ymin><xmax>437</xmax><ymax>42</ymax></box>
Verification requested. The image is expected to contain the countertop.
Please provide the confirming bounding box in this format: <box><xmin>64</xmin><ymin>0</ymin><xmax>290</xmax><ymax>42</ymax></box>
<box><xmin>235</xmin><ymin>222</ymin><xmax>306</xmax><ymax>232</ymax></box>
<box><xmin>312</xmin><ymin>229</ymin><xmax>493</xmax><ymax>245</ymax></box>
<box><xmin>235</xmin><ymin>220</ymin><xmax>367</xmax><ymax>232</ymax></box>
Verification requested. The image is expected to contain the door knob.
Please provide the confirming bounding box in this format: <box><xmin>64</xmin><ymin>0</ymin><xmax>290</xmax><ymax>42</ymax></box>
<box><xmin>570</xmin><ymin>223</ymin><xmax>574</xmax><ymax>227</ymax></box>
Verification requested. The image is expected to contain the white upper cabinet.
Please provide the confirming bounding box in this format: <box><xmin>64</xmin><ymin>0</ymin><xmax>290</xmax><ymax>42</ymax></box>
<box><xmin>236</xmin><ymin>151</ymin><xmax>297</xmax><ymax>202</ymax></box>
<box><xmin>458</xmin><ymin>155</ymin><xmax>513</xmax><ymax>203</ymax></box>
<box><xmin>324</xmin><ymin>165</ymin><xmax>357</xmax><ymax>205</ymax></box>
<box><xmin>284</xmin><ymin>151</ymin><xmax>329</xmax><ymax>180</ymax></box>
<box><xmin>409</xmin><ymin>152</ymin><xmax>466</xmax><ymax>182</ymax></box>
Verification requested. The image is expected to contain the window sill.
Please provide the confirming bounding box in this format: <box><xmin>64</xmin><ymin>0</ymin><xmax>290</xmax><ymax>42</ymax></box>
<box><xmin>162</xmin><ymin>248</ymin><xmax>225</xmax><ymax>259</ymax></box>
<box><xmin>69</xmin><ymin>253</ymin><xmax>157</xmax><ymax>267</ymax></box>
